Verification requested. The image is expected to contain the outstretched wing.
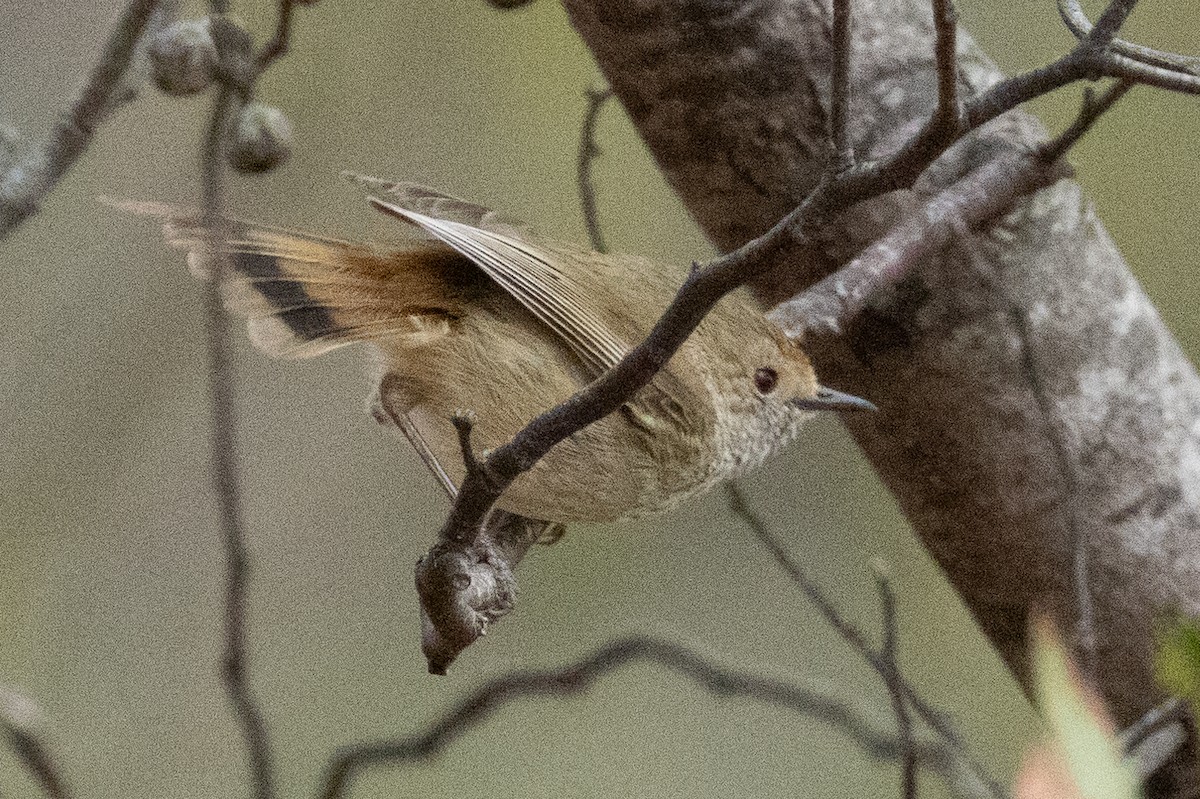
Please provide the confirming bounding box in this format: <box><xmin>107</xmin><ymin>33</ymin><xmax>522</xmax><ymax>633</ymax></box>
<box><xmin>375</xmin><ymin>199</ymin><xmax>632</xmax><ymax>376</ymax></box>
<box><xmin>353</xmin><ymin>179</ymin><xmax>704</xmax><ymax>439</ymax></box>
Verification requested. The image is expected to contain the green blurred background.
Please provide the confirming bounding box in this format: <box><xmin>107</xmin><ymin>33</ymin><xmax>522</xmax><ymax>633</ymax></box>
<box><xmin>1</xmin><ymin>1</ymin><xmax>1196</xmax><ymax>796</ymax></box>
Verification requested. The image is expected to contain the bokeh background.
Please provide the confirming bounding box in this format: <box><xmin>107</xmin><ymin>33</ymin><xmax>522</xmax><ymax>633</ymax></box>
<box><xmin>1</xmin><ymin>1</ymin><xmax>1197</xmax><ymax>797</ymax></box>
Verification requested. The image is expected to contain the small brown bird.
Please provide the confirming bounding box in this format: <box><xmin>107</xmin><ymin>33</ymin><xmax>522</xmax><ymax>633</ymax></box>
<box><xmin>118</xmin><ymin>176</ymin><xmax>873</xmax><ymax>523</ymax></box>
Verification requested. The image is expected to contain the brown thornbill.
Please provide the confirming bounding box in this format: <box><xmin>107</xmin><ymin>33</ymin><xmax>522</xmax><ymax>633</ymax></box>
<box><xmin>114</xmin><ymin>175</ymin><xmax>874</xmax><ymax>522</ymax></box>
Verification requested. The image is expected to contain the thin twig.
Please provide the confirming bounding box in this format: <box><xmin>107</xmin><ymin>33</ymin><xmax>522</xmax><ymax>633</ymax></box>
<box><xmin>823</xmin><ymin>0</ymin><xmax>962</xmax><ymax>200</ymax></box>
<box><xmin>1086</xmin><ymin>0</ymin><xmax>1140</xmax><ymax>48</ymax></box>
<box><xmin>256</xmin><ymin>0</ymin><xmax>297</xmax><ymax>70</ymax></box>
<box><xmin>1034</xmin><ymin>78</ymin><xmax>1134</xmax><ymax>677</ymax></box>
<box><xmin>576</xmin><ymin>86</ymin><xmax>613</xmax><ymax>253</ymax></box>
<box><xmin>930</xmin><ymin>0</ymin><xmax>960</xmax><ymax>127</ymax></box>
<box><xmin>968</xmin><ymin>0</ymin><xmax>1199</xmax><ymax>129</ymax></box>
<box><xmin>725</xmin><ymin>484</ymin><xmax>1008</xmax><ymax>799</ymax></box>
<box><xmin>317</xmin><ymin>635</ymin><xmax>966</xmax><ymax>799</ymax></box>
<box><xmin>828</xmin><ymin>0</ymin><xmax>855</xmax><ymax>170</ymax></box>
<box><xmin>1057</xmin><ymin>0</ymin><xmax>1200</xmax><ymax>74</ymax></box>
<box><xmin>197</xmin><ymin>1</ymin><xmax>310</xmax><ymax>790</ymax></box>
<box><xmin>3</xmin><ymin>725</ymin><xmax>70</xmax><ymax>799</ymax></box>
<box><xmin>0</xmin><ymin>0</ymin><xmax>161</xmax><ymax>238</ymax></box>
<box><xmin>873</xmin><ymin>563</ymin><xmax>918</xmax><ymax>799</ymax></box>
<box><xmin>775</xmin><ymin>50</ymin><xmax>1126</xmax><ymax>340</ymax></box>
<box><xmin>450</xmin><ymin>412</ymin><xmax>484</xmax><ymax>477</ymax></box>
<box><xmin>1039</xmin><ymin>80</ymin><xmax>1134</xmax><ymax>163</ymax></box>
<box><xmin>201</xmin><ymin>83</ymin><xmax>277</xmax><ymax>799</ymax></box>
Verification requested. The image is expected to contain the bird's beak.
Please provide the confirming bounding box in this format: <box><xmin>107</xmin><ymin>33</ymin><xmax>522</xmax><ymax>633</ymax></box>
<box><xmin>789</xmin><ymin>385</ymin><xmax>878</xmax><ymax>413</ymax></box>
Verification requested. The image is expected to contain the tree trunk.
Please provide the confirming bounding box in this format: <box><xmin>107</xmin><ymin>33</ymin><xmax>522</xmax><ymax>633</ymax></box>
<box><xmin>564</xmin><ymin>0</ymin><xmax>1200</xmax><ymax>792</ymax></box>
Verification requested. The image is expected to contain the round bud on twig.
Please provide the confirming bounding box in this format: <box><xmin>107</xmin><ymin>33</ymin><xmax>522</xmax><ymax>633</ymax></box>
<box><xmin>229</xmin><ymin>103</ymin><xmax>293</xmax><ymax>173</ymax></box>
<box><xmin>148</xmin><ymin>19</ymin><xmax>218</xmax><ymax>96</ymax></box>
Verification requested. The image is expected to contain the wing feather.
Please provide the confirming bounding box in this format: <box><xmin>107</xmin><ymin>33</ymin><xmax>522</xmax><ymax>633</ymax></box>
<box><xmin>363</xmin><ymin>191</ymin><xmax>705</xmax><ymax>438</ymax></box>
<box><xmin>369</xmin><ymin>199</ymin><xmax>630</xmax><ymax>376</ymax></box>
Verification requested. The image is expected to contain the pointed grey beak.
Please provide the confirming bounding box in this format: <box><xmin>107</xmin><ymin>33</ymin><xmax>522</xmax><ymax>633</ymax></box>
<box><xmin>789</xmin><ymin>385</ymin><xmax>878</xmax><ymax>413</ymax></box>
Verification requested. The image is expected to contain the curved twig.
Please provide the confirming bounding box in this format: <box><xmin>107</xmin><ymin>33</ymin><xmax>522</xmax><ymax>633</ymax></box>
<box><xmin>255</xmin><ymin>0</ymin><xmax>297</xmax><ymax>69</ymax></box>
<box><xmin>317</xmin><ymin>635</ymin><xmax>973</xmax><ymax>799</ymax></box>
<box><xmin>200</xmin><ymin>0</ymin><xmax>307</xmax><ymax>796</ymax></box>
<box><xmin>874</xmin><ymin>566</ymin><xmax>918</xmax><ymax>799</ymax></box>
<box><xmin>829</xmin><ymin>0</ymin><xmax>855</xmax><ymax>169</ymax></box>
<box><xmin>1039</xmin><ymin>79</ymin><xmax>1134</xmax><ymax>164</ymax></box>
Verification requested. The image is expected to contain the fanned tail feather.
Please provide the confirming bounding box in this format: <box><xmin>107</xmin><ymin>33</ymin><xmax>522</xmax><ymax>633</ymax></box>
<box><xmin>108</xmin><ymin>198</ymin><xmax>468</xmax><ymax>359</ymax></box>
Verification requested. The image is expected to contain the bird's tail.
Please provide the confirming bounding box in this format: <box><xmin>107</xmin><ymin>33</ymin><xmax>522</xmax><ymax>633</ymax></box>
<box><xmin>108</xmin><ymin>199</ymin><xmax>467</xmax><ymax>359</ymax></box>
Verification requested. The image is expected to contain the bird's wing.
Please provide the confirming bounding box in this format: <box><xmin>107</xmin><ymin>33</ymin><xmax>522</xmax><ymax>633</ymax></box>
<box><xmin>363</xmin><ymin>185</ymin><xmax>705</xmax><ymax>440</ymax></box>
<box><xmin>366</xmin><ymin>193</ymin><xmax>630</xmax><ymax>377</ymax></box>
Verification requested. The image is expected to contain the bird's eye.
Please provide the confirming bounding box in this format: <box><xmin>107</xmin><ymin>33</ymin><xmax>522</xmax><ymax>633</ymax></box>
<box><xmin>754</xmin><ymin>366</ymin><xmax>778</xmax><ymax>394</ymax></box>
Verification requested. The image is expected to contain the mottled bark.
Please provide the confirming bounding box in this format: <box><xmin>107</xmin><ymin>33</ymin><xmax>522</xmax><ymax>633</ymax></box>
<box><xmin>564</xmin><ymin>0</ymin><xmax>1200</xmax><ymax>788</ymax></box>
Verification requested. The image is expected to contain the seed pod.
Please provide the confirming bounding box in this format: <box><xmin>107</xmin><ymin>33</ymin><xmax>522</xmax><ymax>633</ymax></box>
<box><xmin>148</xmin><ymin>19</ymin><xmax>217</xmax><ymax>97</ymax></box>
<box><xmin>229</xmin><ymin>103</ymin><xmax>293</xmax><ymax>174</ymax></box>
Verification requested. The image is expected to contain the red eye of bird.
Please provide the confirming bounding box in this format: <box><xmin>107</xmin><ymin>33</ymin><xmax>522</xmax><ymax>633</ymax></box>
<box><xmin>754</xmin><ymin>366</ymin><xmax>778</xmax><ymax>394</ymax></box>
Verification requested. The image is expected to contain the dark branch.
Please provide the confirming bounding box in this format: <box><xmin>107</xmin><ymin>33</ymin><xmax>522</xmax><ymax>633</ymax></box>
<box><xmin>1038</xmin><ymin>80</ymin><xmax>1134</xmax><ymax>164</ymax></box>
<box><xmin>930</xmin><ymin>0</ymin><xmax>960</xmax><ymax>128</ymax></box>
<box><xmin>819</xmin><ymin>0</ymin><xmax>963</xmax><ymax>202</ymax></box>
<box><xmin>450</xmin><ymin>411</ymin><xmax>484</xmax><ymax>478</ymax></box>
<box><xmin>576</xmin><ymin>86</ymin><xmax>613</xmax><ymax>253</ymax></box>
<box><xmin>1086</xmin><ymin>0</ymin><xmax>1139</xmax><ymax>46</ymax></box>
<box><xmin>828</xmin><ymin>0</ymin><xmax>855</xmax><ymax>169</ymax></box>
<box><xmin>197</xmin><ymin>1</ymin><xmax>317</xmax><ymax>787</ymax></box>
<box><xmin>771</xmin><ymin>148</ymin><xmax>1070</xmax><ymax>338</ymax></box>
<box><xmin>317</xmin><ymin>635</ymin><xmax>968</xmax><ymax>799</ymax></box>
<box><xmin>0</xmin><ymin>0</ymin><xmax>162</xmax><ymax>238</ymax></box>
<box><xmin>968</xmin><ymin>0</ymin><xmax>1198</xmax><ymax>130</ymax></box>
